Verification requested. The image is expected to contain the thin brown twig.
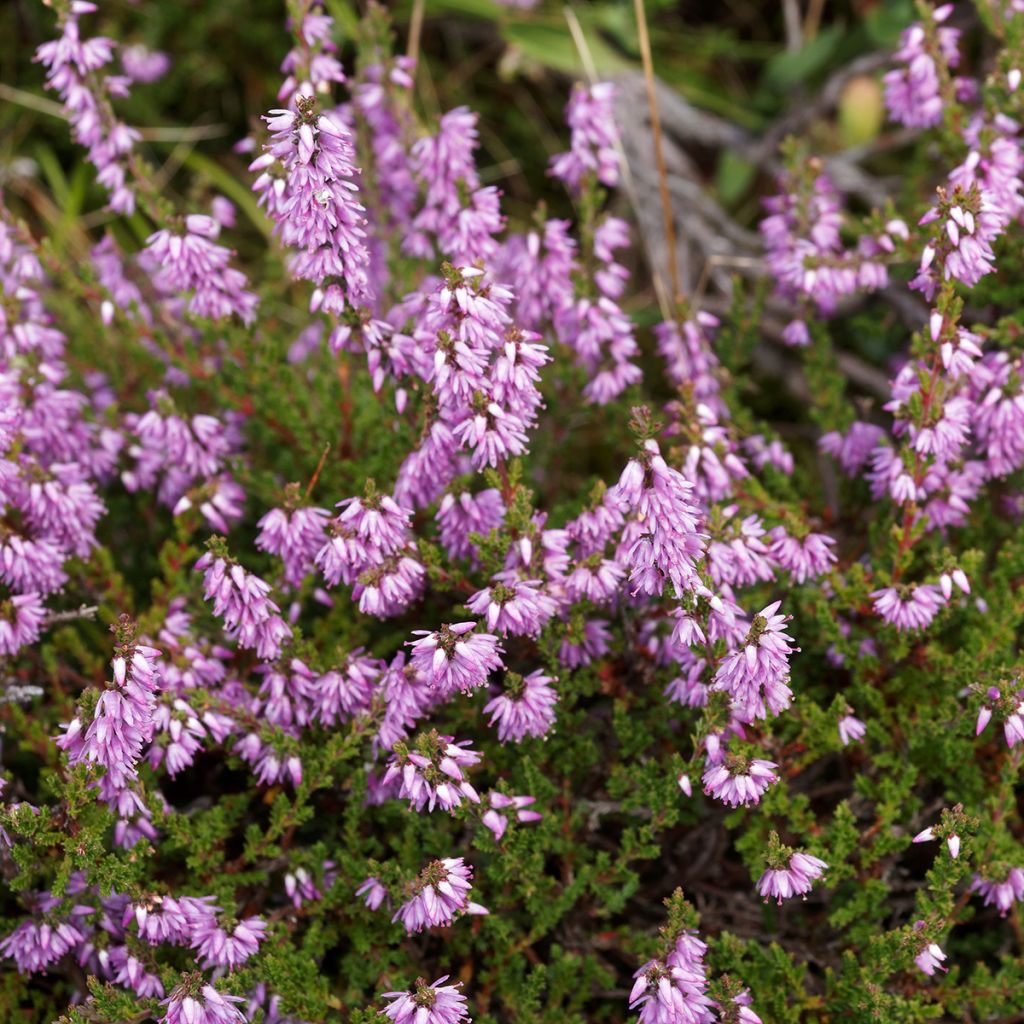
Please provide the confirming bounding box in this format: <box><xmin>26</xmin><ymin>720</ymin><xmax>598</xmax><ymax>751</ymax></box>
<box><xmin>305</xmin><ymin>443</ymin><xmax>332</xmax><ymax>500</ymax></box>
<box><xmin>406</xmin><ymin>0</ymin><xmax>426</xmax><ymax>65</ymax></box>
<box><xmin>632</xmin><ymin>0</ymin><xmax>683</xmax><ymax>307</ymax></box>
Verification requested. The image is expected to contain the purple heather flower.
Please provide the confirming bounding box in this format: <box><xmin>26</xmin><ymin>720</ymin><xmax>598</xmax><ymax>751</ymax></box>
<box><xmin>356</xmin><ymin>876</ymin><xmax>388</xmax><ymax>911</ymax></box>
<box><xmin>0</xmin><ymin>593</ymin><xmax>46</xmax><ymax>656</ymax></box>
<box><xmin>392</xmin><ymin>857</ymin><xmax>487</xmax><ymax>933</ymax></box>
<box><xmin>819</xmin><ymin>421</ymin><xmax>884</xmax><ymax>476</ymax></box>
<box><xmin>354</xmin><ymin>553</ymin><xmax>426</xmax><ymax>618</ymax></box>
<box><xmin>120</xmin><ymin>44</ymin><xmax>170</xmax><ymax>83</ymax></box>
<box><xmin>912</xmin><ymin>923</ymin><xmax>948</xmax><ymax>977</ymax></box>
<box><xmin>558</xmin><ymin>617</ymin><xmax>612</xmax><ymax>669</ymax></box>
<box><xmin>408</xmin><ymin>622</ymin><xmax>503</xmax><ymax>696</ymax></box>
<box><xmin>314</xmin><ymin>651</ymin><xmax>383</xmax><ymax>726</ymax></box>
<box><xmin>253</xmin><ymin>97</ymin><xmax>371</xmax><ymax>311</ymax></box>
<box><xmin>767</xmin><ymin>528</ymin><xmax>836</xmax><ymax>584</ymax></box>
<box><xmin>614</xmin><ymin>440</ymin><xmax>706</xmax><ymax>599</ymax></box>
<box><xmin>143</xmin><ymin>216</ymin><xmax>258</xmax><ymax>324</ymax></box>
<box><xmin>838</xmin><ymin>714</ymin><xmax>866</xmax><ymax>746</ymax></box>
<box><xmin>872</xmin><ymin>584</ymin><xmax>945</xmax><ymax>631</ymax></box>
<box><xmin>161</xmin><ymin>979</ymin><xmax>247</xmax><ymax>1024</ymax></box>
<box><xmin>970</xmin><ymin>867</ymin><xmax>1024</xmax><ymax>916</ymax></box>
<box><xmin>884</xmin><ymin>7</ymin><xmax>960</xmax><ymax>129</ymax></box>
<box><xmin>702</xmin><ymin>755</ymin><xmax>778</xmax><ymax>808</ymax></box>
<box><xmin>382</xmin><ymin>976</ymin><xmax>471</xmax><ymax>1024</ymax></box>
<box><xmin>35</xmin><ymin>3</ymin><xmax>140</xmax><ymax>214</ymax></box>
<box><xmin>629</xmin><ymin>930</ymin><xmax>715</xmax><ymax>1024</ymax></box>
<box><xmin>256</xmin><ymin>504</ymin><xmax>330</xmax><ymax>588</ymax></box>
<box><xmin>436</xmin><ymin>489</ymin><xmax>505</xmax><ymax>564</ymax></box>
<box><xmin>127</xmin><ymin>894</ymin><xmax>218</xmax><ymax>946</ymax></box>
<box><xmin>758</xmin><ymin>847</ymin><xmax>828</xmax><ymax>904</ymax></box>
<box><xmin>383</xmin><ymin>732</ymin><xmax>482</xmax><ymax>813</ymax></box>
<box><xmin>286</xmin><ymin>867</ymin><xmax>323</xmax><ymax>909</ymax></box>
<box><xmin>466</xmin><ymin>574</ymin><xmax>557</xmax><ymax>637</ymax></box>
<box><xmin>712</xmin><ymin>601</ymin><xmax>797</xmax><ymax>722</ymax></box>
<box><xmin>483</xmin><ymin>670</ymin><xmax>558</xmax><ymax>743</ymax></box>
<box><xmin>549</xmin><ymin>82</ymin><xmax>620</xmax><ymax>192</ymax></box>
<box><xmin>192</xmin><ymin>915</ymin><xmax>266</xmax><ymax>970</ymax></box>
<box><xmin>195</xmin><ymin>551</ymin><xmax>292</xmax><ymax>659</ymax></box>
<box><xmin>481</xmin><ymin>791</ymin><xmax>541</xmax><ymax>841</ymax></box>
<box><xmin>0</xmin><ymin>896</ymin><xmax>91</xmax><ymax>974</ymax></box>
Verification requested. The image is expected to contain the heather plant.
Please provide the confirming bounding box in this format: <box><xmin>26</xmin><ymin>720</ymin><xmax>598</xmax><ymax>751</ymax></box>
<box><xmin>0</xmin><ymin>2</ymin><xmax>1023</xmax><ymax>1023</ymax></box>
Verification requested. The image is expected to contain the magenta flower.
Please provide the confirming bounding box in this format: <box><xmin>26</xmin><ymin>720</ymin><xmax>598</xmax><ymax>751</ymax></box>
<box><xmin>483</xmin><ymin>671</ymin><xmax>558</xmax><ymax>743</ymax></box>
<box><xmin>382</xmin><ymin>976</ymin><xmax>471</xmax><ymax>1024</ymax></box>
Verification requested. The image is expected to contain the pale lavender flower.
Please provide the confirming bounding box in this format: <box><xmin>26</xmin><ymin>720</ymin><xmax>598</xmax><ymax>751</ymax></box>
<box><xmin>143</xmin><ymin>216</ymin><xmax>258</xmax><ymax>324</ymax></box>
<box><xmin>613</xmin><ymin>440</ymin><xmax>705</xmax><ymax>599</ymax></box>
<box><xmin>712</xmin><ymin>601</ymin><xmax>797</xmax><ymax>722</ymax></box>
<box><xmin>436</xmin><ymin>489</ymin><xmax>505</xmax><ymax>563</ymax></box>
<box><xmin>838</xmin><ymin>714</ymin><xmax>866</xmax><ymax>746</ymax></box>
<box><xmin>767</xmin><ymin>528</ymin><xmax>836</xmax><ymax>584</ymax></box>
<box><xmin>253</xmin><ymin>97</ymin><xmax>371</xmax><ymax>311</ymax></box>
<box><xmin>884</xmin><ymin>7</ymin><xmax>959</xmax><ymax>129</ymax></box>
<box><xmin>195</xmin><ymin>551</ymin><xmax>292</xmax><ymax>659</ymax></box>
<box><xmin>0</xmin><ymin>593</ymin><xmax>46</xmax><ymax>656</ymax></box>
<box><xmin>629</xmin><ymin>931</ymin><xmax>715</xmax><ymax>1024</ymax></box>
<box><xmin>120</xmin><ymin>44</ymin><xmax>170</xmax><ymax>83</ymax></box>
<box><xmin>356</xmin><ymin>876</ymin><xmax>388</xmax><ymax>911</ymax></box>
<box><xmin>912</xmin><ymin>921</ymin><xmax>948</xmax><ymax>977</ymax></box>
